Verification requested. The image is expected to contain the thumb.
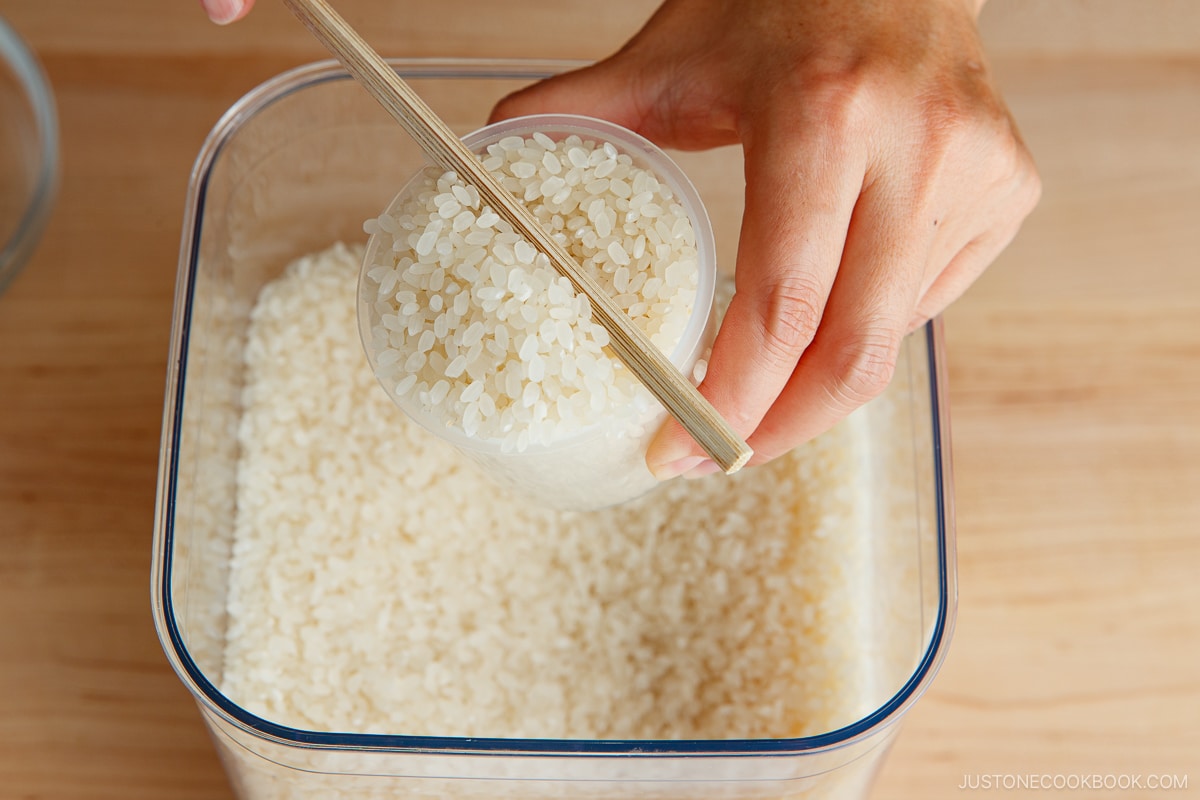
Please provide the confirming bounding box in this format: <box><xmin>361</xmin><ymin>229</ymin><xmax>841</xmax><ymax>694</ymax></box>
<box><xmin>488</xmin><ymin>60</ymin><xmax>651</xmax><ymax>136</ymax></box>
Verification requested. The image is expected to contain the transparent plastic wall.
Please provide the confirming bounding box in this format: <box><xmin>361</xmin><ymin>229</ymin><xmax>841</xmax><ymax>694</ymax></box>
<box><xmin>152</xmin><ymin>60</ymin><xmax>956</xmax><ymax>800</ymax></box>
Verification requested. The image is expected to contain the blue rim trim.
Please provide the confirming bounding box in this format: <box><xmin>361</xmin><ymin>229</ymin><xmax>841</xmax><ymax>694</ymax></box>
<box><xmin>158</xmin><ymin>60</ymin><xmax>953</xmax><ymax>758</ymax></box>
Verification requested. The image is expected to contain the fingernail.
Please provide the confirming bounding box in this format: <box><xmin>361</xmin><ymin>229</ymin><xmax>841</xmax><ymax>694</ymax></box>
<box><xmin>650</xmin><ymin>455</ymin><xmax>705</xmax><ymax>482</ymax></box>
<box><xmin>203</xmin><ymin>0</ymin><xmax>244</xmax><ymax>24</ymax></box>
<box><xmin>681</xmin><ymin>459</ymin><xmax>721</xmax><ymax>480</ymax></box>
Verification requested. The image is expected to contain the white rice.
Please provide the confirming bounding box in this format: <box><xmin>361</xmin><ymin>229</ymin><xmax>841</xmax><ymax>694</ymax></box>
<box><xmin>360</xmin><ymin>132</ymin><xmax>700</xmax><ymax>452</ymax></box>
<box><xmin>219</xmin><ymin>242</ymin><xmax>917</xmax><ymax>741</ymax></box>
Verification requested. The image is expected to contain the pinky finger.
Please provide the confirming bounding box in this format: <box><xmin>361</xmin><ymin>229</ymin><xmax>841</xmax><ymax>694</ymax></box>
<box><xmin>907</xmin><ymin>225</ymin><xmax>1024</xmax><ymax>331</ymax></box>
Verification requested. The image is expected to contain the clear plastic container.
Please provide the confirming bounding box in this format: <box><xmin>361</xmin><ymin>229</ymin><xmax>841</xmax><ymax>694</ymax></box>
<box><xmin>359</xmin><ymin>113</ymin><xmax>717</xmax><ymax>510</ymax></box>
<box><xmin>152</xmin><ymin>59</ymin><xmax>957</xmax><ymax>800</ymax></box>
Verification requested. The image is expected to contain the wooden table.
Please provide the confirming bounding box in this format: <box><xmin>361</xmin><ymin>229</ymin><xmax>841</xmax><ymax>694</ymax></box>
<box><xmin>1</xmin><ymin>2</ymin><xmax>1197</xmax><ymax>797</ymax></box>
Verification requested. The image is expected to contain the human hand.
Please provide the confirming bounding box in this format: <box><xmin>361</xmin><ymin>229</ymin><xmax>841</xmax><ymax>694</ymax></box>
<box><xmin>489</xmin><ymin>0</ymin><xmax>1041</xmax><ymax>479</ymax></box>
<box><xmin>200</xmin><ymin>0</ymin><xmax>255</xmax><ymax>24</ymax></box>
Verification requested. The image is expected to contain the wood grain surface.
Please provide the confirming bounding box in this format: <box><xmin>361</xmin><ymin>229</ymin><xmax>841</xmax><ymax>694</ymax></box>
<box><xmin>0</xmin><ymin>2</ymin><xmax>1197</xmax><ymax>799</ymax></box>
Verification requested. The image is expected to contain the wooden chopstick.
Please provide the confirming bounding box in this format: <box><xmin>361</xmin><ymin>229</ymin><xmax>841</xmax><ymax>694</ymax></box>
<box><xmin>282</xmin><ymin>0</ymin><xmax>753</xmax><ymax>474</ymax></box>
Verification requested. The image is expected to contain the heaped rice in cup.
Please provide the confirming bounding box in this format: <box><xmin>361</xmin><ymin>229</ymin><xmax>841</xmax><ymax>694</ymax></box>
<box><xmin>358</xmin><ymin>117</ymin><xmax>715</xmax><ymax>510</ymax></box>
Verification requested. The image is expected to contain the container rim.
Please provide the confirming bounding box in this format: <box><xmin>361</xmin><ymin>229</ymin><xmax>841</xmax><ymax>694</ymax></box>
<box><xmin>0</xmin><ymin>13</ymin><xmax>60</xmax><ymax>295</ymax></box>
<box><xmin>151</xmin><ymin>58</ymin><xmax>957</xmax><ymax>759</ymax></box>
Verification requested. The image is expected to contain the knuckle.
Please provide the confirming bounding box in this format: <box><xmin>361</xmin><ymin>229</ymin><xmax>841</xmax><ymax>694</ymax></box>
<box><xmin>988</xmin><ymin>139</ymin><xmax>1042</xmax><ymax>218</ymax></box>
<box><xmin>919</xmin><ymin>90</ymin><xmax>974</xmax><ymax>139</ymax></box>
<box><xmin>815</xmin><ymin>75</ymin><xmax>874</xmax><ymax>138</ymax></box>
<box><xmin>828</xmin><ymin>328</ymin><xmax>903</xmax><ymax>407</ymax></box>
<box><xmin>1020</xmin><ymin>160</ymin><xmax>1044</xmax><ymax>211</ymax></box>
<box><xmin>757</xmin><ymin>275</ymin><xmax>826</xmax><ymax>365</ymax></box>
<box><xmin>775</xmin><ymin>63</ymin><xmax>875</xmax><ymax>139</ymax></box>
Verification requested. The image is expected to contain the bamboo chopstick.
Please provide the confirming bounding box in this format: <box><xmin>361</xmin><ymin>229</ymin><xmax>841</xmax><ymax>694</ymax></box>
<box><xmin>282</xmin><ymin>0</ymin><xmax>753</xmax><ymax>474</ymax></box>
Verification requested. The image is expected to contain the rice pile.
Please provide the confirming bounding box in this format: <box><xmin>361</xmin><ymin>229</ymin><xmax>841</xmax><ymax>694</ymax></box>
<box><xmin>221</xmin><ymin>242</ymin><xmax>910</xmax><ymax>741</ymax></box>
<box><xmin>360</xmin><ymin>131</ymin><xmax>700</xmax><ymax>451</ymax></box>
